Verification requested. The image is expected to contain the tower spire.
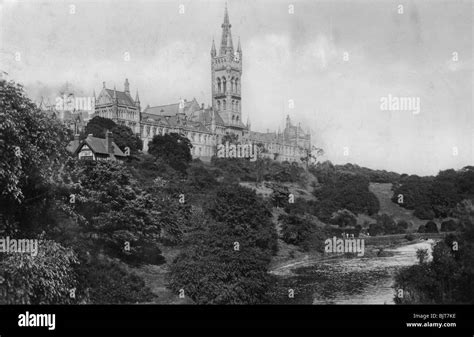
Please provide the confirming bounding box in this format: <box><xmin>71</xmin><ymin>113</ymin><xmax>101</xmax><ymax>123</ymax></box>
<box><xmin>211</xmin><ymin>38</ymin><xmax>216</xmax><ymax>57</ymax></box>
<box><xmin>220</xmin><ymin>3</ymin><xmax>234</xmax><ymax>55</ymax></box>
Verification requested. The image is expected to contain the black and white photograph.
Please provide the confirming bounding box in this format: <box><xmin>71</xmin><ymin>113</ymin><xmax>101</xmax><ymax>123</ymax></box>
<box><xmin>0</xmin><ymin>0</ymin><xmax>473</xmax><ymax>335</ymax></box>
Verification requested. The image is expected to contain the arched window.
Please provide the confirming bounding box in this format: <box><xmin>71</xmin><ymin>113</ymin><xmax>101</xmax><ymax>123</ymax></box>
<box><xmin>217</xmin><ymin>78</ymin><xmax>221</xmax><ymax>93</ymax></box>
<box><xmin>223</xmin><ymin>100</ymin><xmax>226</xmax><ymax>110</ymax></box>
<box><xmin>236</xmin><ymin>116</ymin><xmax>239</xmax><ymax>122</ymax></box>
<box><xmin>217</xmin><ymin>100</ymin><xmax>221</xmax><ymax>110</ymax></box>
<box><xmin>231</xmin><ymin>78</ymin><xmax>234</xmax><ymax>92</ymax></box>
<box><xmin>235</xmin><ymin>78</ymin><xmax>239</xmax><ymax>93</ymax></box>
<box><xmin>222</xmin><ymin>78</ymin><xmax>227</xmax><ymax>93</ymax></box>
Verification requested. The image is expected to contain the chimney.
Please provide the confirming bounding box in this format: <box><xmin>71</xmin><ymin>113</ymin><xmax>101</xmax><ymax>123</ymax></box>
<box><xmin>73</xmin><ymin>134</ymin><xmax>80</xmax><ymax>151</ymax></box>
<box><xmin>105</xmin><ymin>131</ymin><xmax>113</xmax><ymax>154</ymax></box>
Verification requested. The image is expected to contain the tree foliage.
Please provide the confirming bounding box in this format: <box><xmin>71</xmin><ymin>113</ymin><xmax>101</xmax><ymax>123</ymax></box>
<box><xmin>148</xmin><ymin>133</ymin><xmax>192</xmax><ymax>174</ymax></box>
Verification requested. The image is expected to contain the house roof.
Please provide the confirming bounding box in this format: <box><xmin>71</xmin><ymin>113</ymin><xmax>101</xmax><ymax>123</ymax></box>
<box><xmin>187</xmin><ymin>108</ymin><xmax>225</xmax><ymax>126</ymax></box>
<box><xmin>105</xmin><ymin>89</ymin><xmax>136</xmax><ymax>106</ymax></box>
<box><xmin>69</xmin><ymin>136</ymin><xmax>126</xmax><ymax>157</ymax></box>
<box><xmin>144</xmin><ymin>98</ymin><xmax>200</xmax><ymax>116</ymax></box>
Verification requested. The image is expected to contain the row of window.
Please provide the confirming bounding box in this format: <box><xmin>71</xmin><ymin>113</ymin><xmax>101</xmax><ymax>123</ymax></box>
<box><xmin>216</xmin><ymin>77</ymin><xmax>240</xmax><ymax>94</ymax></box>
<box><xmin>216</xmin><ymin>99</ymin><xmax>240</xmax><ymax>112</ymax></box>
<box><xmin>98</xmin><ymin>108</ymin><xmax>137</xmax><ymax>121</ymax></box>
<box><xmin>140</xmin><ymin>125</ymin><xmax>217</xmax><ymax>145</ymax></box>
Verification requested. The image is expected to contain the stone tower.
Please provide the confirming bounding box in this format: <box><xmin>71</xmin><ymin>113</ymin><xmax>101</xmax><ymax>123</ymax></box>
<box><xmin>211</xmin><ymin>4</ymin><xmax>243</xmax><ymax>130</ymax></box>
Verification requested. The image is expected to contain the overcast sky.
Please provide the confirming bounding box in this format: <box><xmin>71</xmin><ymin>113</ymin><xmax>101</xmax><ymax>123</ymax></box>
<box><xmin>1</xmin><ymin>0</ymin><xmax>472</xmax><ymax>175</ymax></box>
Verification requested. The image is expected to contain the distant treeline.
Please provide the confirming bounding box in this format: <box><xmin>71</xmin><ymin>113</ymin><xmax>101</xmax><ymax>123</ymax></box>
<box><xmin>391</xmin><ymin>167</ymin><xmax>474</xmax><ymax>220</ymax></box>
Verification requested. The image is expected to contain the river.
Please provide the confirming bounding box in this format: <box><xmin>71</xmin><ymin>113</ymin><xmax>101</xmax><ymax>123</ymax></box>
<box><xmin>283</xmin><ymin>240</ymin><xmax>435</xmax><ymax>304</ymax></box>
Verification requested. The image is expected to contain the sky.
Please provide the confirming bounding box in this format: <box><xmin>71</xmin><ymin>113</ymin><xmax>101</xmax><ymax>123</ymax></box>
<box><xmin>0</xmin><ymin>0</ymin><xmax>472</xmax><ymax>175</ymax></box>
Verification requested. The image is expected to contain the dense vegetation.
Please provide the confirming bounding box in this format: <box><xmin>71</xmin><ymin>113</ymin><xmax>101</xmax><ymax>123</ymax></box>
<box><xmin>391</xmin><ymin>168</ymin><xmax>474</xmax><ymax>220</ymax></box>
<box><xmin>394</xmin><ymin>200</ymin><xmax>474</xmax><ymax>304</ymax></box>
<box><xmin>168</xmin><ymin>184</ymin><xmax>278</xmax><ymax>304</ymax></box>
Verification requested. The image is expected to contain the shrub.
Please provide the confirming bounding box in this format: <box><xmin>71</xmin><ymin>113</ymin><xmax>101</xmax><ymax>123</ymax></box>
<box><xmin>414</xmin><ymin>205</ymin><xmax>435</xmax><ymax>220</ymax></box>
<box><xmin>405</xmin><ymin>233</ymin><xmax>415</xmax><ymax>241</ymax></box>
<box><xmin>75</xmin><ymin>257</ymin><xmax>154</xmax><ymax>304</ymax></box>
<box><xmin>330</xmin><ymin>209</ymin><xmax>357</xmax><ymax>228</ymax></box>
<box><xmin>440</xmin><ymin>219</ymin><xmax>458</xmax><ymax>232</ymax></box>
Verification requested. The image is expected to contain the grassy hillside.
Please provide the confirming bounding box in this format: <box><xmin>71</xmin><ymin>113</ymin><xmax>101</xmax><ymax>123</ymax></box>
<box><xmin>368</xmin><ymin>183</ymin><xmax>425</xmax><ymax>230</ymax></box>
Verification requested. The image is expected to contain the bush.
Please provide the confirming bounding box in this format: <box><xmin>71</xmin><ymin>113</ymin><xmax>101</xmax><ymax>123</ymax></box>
<box><xmin>418</xmin><ymin>221</ymin><xmax>439</xmax><ymax>233</ymax></box>
<box><xmin>440</xmin><ymin>219</ymin><xmax>458</xmax><ymax>232</ymax></box>
<box><xmin>414</xmin><ymin>205</ymin><xmax>435</xmax><ymax>220</ymax></box>
<box><xmin>75</xmin><ymin>257</ymin><xmax>154</xmax><ymax>304</ymax></box>
<box><xmin>405</xmin><ymin>233</ymin><xmax>415</xmax><ymax>241</ymax></box>
<box><xmin>330</xmin><ymin>209</ymin><xmax>357</xmax><ymax>228</ymax></box>
<box><xmin>368</xmin><ymin>223</ymin><xmax>384</xmax><ymax>236</ymax></box>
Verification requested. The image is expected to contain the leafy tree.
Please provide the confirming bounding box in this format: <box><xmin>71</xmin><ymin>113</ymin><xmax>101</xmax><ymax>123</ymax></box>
<box><xmin>148</xmin><ymin>133</ymin><xmax>192</xmax><ymax>174</ymax></box>
<box><xmin>0</xmin><ymin>80</ymin><xmax>70</xmax><ymax>209</ymax></box>
<box><xmin>0</xmin><ymin>240</ymin><xmax>78</xmax><ymax>304</ymax></box>
<box><xmin>300</xmin><ymin>146</ymin><xmax>324</xmax><ymax>170</ymax></box>
<box><xmin>168</xmin><ymin>184</ymin><xmax>278</xmax><ymax>304</ymax></box>
<box><xmin>280</xmin><ymin>214</ymin><xmax>325</xmax><ymax>251</ymax></box>
<box><xmin>69</xmin><ymin>160</ymin><xmax>165</xmax><ymax>263</ymax></box>
<box><xmin>330</xmin><ymin>209</ymin><xmax>357</xmax><ymax>228</ymax></box>
<box><xmin>111</xmin><ymin>124</ymin><xmax>143</xmax><ymax>153</ymax></box>
<box><xmin>441</xmin><ymin>219</ymin><xmax>459</xmax><ymax>232</ymax></box>
<box><xmin>221</xmin><ymin>133</ymin><xmax>239</xmax><ymax>145</ymax></box>
<box><xmin>74</xmin><ymin>256</ymin><xmax>154</xmax><ymax>304</ymax></box>
<box><xmin>414</xmin><ymin>204</ymin><xmax>435</xmax><ymax>220</ymax></box>
<box><xmin>418</xmin><ymin>221</ymin><xmax>439</xmax><ymax>233</ymax></box>
<box><xmin>83</xmin><ymin>116</ymin><xmax>116</xmax><ymax>138</ymax></box>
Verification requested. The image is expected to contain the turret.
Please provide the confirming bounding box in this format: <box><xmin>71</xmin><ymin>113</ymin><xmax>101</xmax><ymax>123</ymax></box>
<box><xmin>124</xmin><ymin>78</ymin><xmax>130</xmax><ymax>95</ymax></box>
<box><xmin>211</xmin><ymin>38</ymin><xmax>217</xmax><ymax>57</ymax></box>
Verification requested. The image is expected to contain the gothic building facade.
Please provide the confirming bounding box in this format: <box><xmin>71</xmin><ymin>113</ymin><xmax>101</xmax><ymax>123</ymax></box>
<box><xmin>92</xmin><ymin>6</ymin><xmax>311</xmax><ymax>163</ymax></box>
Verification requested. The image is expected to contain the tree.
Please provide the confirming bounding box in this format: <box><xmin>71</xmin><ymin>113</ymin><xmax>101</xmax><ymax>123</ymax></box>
<box><xmin>0</xmin><ymin>240</ymin><xmax>78</xmax><ymax>304</ymax></box>
<box><xmin>330</xmin><ymin>209</ymin><xmax>357</xmax><ymax>228</ymax></box>
<box><xmin>111</xmin><ymin>124</ymin><xmax>143</xmax><ymax>153</ymax></box>
<box><xmin>300</xmin><ymin>146</ymin><xmax>324</xmax><ymax>170</ymax></box>
<box><xmin>0</xmin><ymin>80</ymin><xmax>70</xmax><ymax>234</ymax></box>
<box><xmin>221</xmin><ymin>133</ymin><xmax>239</xmax><ymax>145</ymax></box>
<box><xmin>83</xmin><ymin>116</ymin><xmax>116</xmax><ymax>138</ymax></box>
<box><xmin>168</xmin><ymin>184</ymin><xmax>278</xmax><ymax>304</ymax></box>
<box><xmin>148</xmin><ymin>133</ymin><xmax>192</xmax><ymax>174</ymax></box>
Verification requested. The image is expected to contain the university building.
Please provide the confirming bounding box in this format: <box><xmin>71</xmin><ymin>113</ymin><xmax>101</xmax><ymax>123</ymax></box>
<box><xmin>92</xmin><ymin>6</ymin><xmax>311</xmax><ymax>163</ymax></box>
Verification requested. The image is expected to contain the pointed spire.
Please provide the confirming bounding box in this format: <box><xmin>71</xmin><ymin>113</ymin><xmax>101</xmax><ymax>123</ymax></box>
<box><xmin>93</xmin><ymin>89</ymin><xmax>96</xmax><ymax>99</ymax></box>
<box><xmin>124</xmin><ymin>78</ymin><xmax>130</xmax><ymax>94</ymax></box>
<box><xmin>135</xmin><ymin>90</ymin><xmax>140</xmax><ymax>103</ymax></box>
<box><xmin>220</xmin><ymin>3</ymin><xmax>234</xmax><ymax>56</ymax></box>
<box><xmin>237</xmin><ymin>36</ymin><xmax>242</xmax><ymax>53</ymax></box>
<box><xmin>103</xmin><ymin>81</ymin><xmax>106</xmax><ymax>88</ymax></box>
<box><xmin>113</xmin><ymin>86</ymin><xmax>117</xmax><ymax>100</ymax></box>
<box><xmin>211</xmin><ymin>38</ymin><xmax>216</xmax><ymax>57</ymax></box>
